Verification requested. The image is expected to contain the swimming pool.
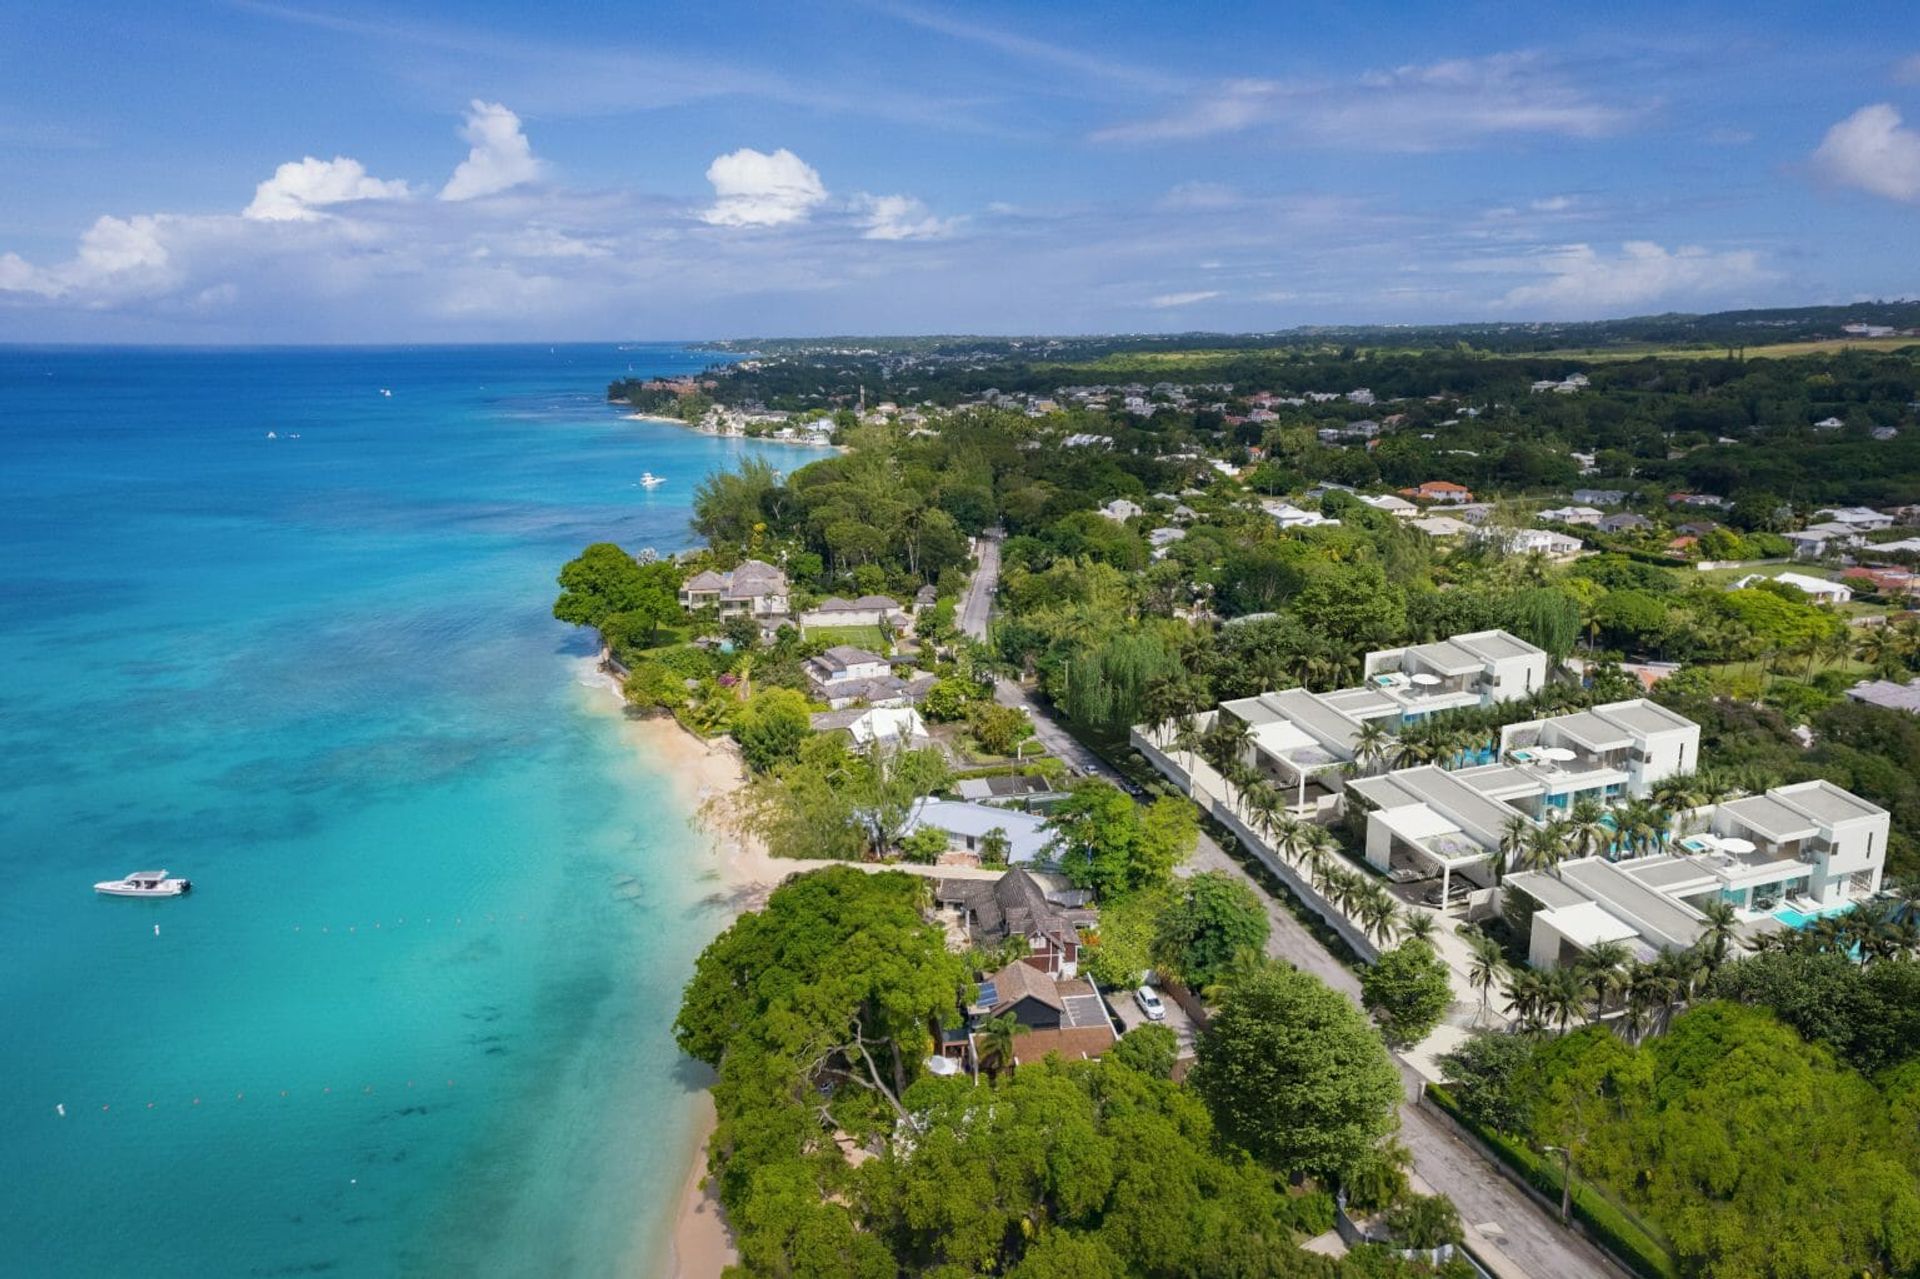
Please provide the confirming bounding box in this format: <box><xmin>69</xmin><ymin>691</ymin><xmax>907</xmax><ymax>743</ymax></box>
<box><xmin>1773</xmin><ymin>901</ymin><xmax>1857</xmax><ymax>929</ymax></box>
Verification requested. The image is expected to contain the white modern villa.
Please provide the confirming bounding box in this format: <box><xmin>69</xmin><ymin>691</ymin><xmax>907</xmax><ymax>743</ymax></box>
<box><xmin>1132</xmin><ymin>630</ymin><xmax>1891</xmax><ymax>972</ymax></box>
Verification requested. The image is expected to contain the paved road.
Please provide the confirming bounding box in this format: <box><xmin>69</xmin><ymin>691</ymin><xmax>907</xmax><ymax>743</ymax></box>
<box><xmin>958</xmin><ymin>530</ymin><xmax>1001</xmax><ymax>641</ymax></box>
<box><xmin>992</xmin><ymin>678</ymin><xmax>1133</xmax><ymax>786</ymax></box>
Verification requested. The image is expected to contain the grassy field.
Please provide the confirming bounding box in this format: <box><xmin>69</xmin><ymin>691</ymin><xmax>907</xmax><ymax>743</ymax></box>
<box><xmin>1686</xmin><ymin>561</ymin><xmax>1888</xmax><ymax>618</ymax></box>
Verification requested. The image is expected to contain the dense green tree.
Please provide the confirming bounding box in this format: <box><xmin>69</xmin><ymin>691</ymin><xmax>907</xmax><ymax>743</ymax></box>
<box><xmin>1192</xmin><ymin>959</ymin><xmax>1402</xmax><ymax>1180</ymax></box>
<box><xmin>1154</xmin><ymin>871</ymin><xmax>1271</xmax><ymax>991</ymax></box>
<box><xmin>1360</xmin><ymin>940</ymin><xmax>1455</xmax><ymax>1048</ymax></box>
<box><xmin>731</xmin><ymin>686</ymin><xmax>815</xmax><ymax>772</ymax></box>
<box><xmin>1110</xmin><ymin>1023</ymin><xmax>1180</xmax><ymax>1079</ymax></box>
<box><xmin>1045</xmin><ymin>782</ymin><xmax>1196</xmax><ymax>897</ymax></box>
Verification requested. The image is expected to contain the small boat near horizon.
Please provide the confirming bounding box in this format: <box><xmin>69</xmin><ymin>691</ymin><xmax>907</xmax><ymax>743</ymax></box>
<box><xmin>94</xmin><ymin>870</ymin><xmax>192</xmax><ymax>898</ymax></box>
<box><xmin>638</xmin><ymin>472</ymin><xmax>666</xmax><ymax>488</ymax></box>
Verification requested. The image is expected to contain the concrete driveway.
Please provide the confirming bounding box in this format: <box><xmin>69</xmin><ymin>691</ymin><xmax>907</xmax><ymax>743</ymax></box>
<box><xmin>1111</xmin><ymin>982</ymin><xmax>1199</xmax><ymax>1056</ymax></box>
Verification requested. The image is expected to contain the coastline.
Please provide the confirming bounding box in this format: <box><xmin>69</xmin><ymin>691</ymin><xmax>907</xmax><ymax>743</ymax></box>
<box><xmin>582</xmin><ymin>663</ymin><xmax>781</xmax><ymax>1278</ymax></box>
<box><xmin>620</xmin><ymin>410</ymin><xmax>848</xmax><ymax>451</ymax></box>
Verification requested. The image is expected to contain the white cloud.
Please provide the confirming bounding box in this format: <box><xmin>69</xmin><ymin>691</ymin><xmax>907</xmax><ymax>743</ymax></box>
<box><xmin>854</xmin><ymin>193</ymin><xmax>954</xmax><ymax>240</ymax></box>
<box><xmin>1813</xmin><ymin>103</ymin><xmax>1920</xmax><ymax>204</ymax></box>
<box><xmin>1497</xmin><ymin>241</ymin><xmax>1766</xmax><ymax>312</ymax></box>
<box><xmin>0</xmin><ymin>214</ymin><xmax>177</xmax><ymax>298</ymax></box>
<box><xmin>1149</xmin><ymin>290</ymin><xmax>1220</xmax><ymax>308</ymax></box>
<box><xmin>440</xmin><ymin>101</ymin><xmax>544</xmax><ymax>201</ymax></box>
<box><xmin>244</xmin><ymin>156</ymin><xmax>410</xmax><ymax>221</ymax></box>
<box><xmin>1530</xmin><ymin>195</ymin><xmax>1576</xmax><ymax>212</ymax></box>
<box><xmin>1156</xmin><ymin>181</ymin><xmax>1243</xmax><ymax>211</ymax></box>
<box><xmin>701</xmin><ymin>148</ymin><xmax>827</xmax><ymax>227</ymax></box>
<box><xmin>1095</xmin><ymin>52</ymin><xmax>1635</xmax><ymax>151</ymax></box>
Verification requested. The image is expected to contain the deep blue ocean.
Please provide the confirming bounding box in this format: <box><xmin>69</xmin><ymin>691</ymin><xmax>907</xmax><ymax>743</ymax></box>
<box><xmin>0</xmin><ymin>345</ymin><xmax>824</xmax><ymax>1277</ymax></box>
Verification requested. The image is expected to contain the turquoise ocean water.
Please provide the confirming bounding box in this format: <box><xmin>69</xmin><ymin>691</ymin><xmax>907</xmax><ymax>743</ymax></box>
<box><xmin>0</xmin><ymin>345</ymin><xmax>823</xmax><ymax>1277</ymax></box>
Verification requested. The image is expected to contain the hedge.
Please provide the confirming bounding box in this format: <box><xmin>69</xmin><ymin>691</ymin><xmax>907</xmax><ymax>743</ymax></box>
<box><xmin>1424</xmin><ymin>1085</ymin><xmax>1679</xmax><ymax>1279</ymax></box>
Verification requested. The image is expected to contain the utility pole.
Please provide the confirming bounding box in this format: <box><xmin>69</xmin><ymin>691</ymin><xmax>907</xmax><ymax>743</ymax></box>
<box><xmin>1543</xmin><ymin>1145</ymin><xmax>1573</xmax><ymax>1224</ymax></box>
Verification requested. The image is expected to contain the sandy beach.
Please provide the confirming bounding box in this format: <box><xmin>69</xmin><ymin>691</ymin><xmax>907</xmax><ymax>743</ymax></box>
<box><xmin>585</xmin><ymin>667</ymin><xmax>775</xmax><ymax>1278</ymax></box>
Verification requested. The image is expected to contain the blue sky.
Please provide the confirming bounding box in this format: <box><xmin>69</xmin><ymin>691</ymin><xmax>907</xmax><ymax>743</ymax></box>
<box><xmin>2</xmin><ymin>0</ymin><xmax>1918</xmax><ymax>341</ymax></box>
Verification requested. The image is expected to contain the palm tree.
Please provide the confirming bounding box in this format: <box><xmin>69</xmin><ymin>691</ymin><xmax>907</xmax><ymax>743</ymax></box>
<box><xmin>1243</xmin><ymin>779</ymin><xmax>1284</xmax><ymax>843</ymax></box>
<box><xmin>976</xmin><ymin>1012</ymin><xmax>1028</xmax><ymax>1080</ymax></box>
<box><xmin>1359</xmin><ymin>884</ymin><xmax>1401</xmax><ymax>945</ymax></box>
<box><xmin>1540</xmin><ymin>967</ymin><xmax>1586</xmax><ymax>1034</ymax></box>
<box><xmin>1576</xmin><ymin>941</ymin><xmax>1631</xmax><ymax>1019</ymax></box>
<box><xmin>1621</xmin><ymin>963</ymin><xmax>1665</xmax><ymax>1044</ymax></box>
<box><xmin>1301</xmin><ymin>830</ymin><xmax>1336</xmax><ymax>889</ymax></box>
<box><xmin>1170</xmin><ymin>713</ymin><xmax>1203</xmax><ymax>773</ymax></box>
<box><xmin>1616</xmin><ymin>798</ymin><xmax>1668</xmax><ymax>859</ymax></box>
<box><xmin>1503</xmin><ymin>969</ymin><xmax>1547</xmax><ymax>1035</ymax></box>
<box><xmin>1885</xmin><ymin>876</ymin><xmax>1920</xmax><ymax>927</ymax></box>
<box><xmin>1563</xmin><ymin>798</ymin><xmax>1611</xmax><ymax>862</ymax></box>
<box><xmin>1391</xmin><ymin>735</ymin><xmax>1437</xmax><ymax>769</ymax></box>
<box><xmin>1521</xmin><ymin>823</ymin><xmax>1570</xmax><ymax>873</ymax></box>
<box><xmin>1402</xmin><ymin>911</ymin><xmax>1438</xmax><ymax>943</ymax></box>
<box><xmin>1697</xmin><ymin>899</ymin><xmax>1740</xmax><ymax>975</ymax></box>
<box><xmin>1353</xmin><ymin>720</ymin><xmax>1392</xmax><ymax>775</ymax></box>
<box><xmin>1494</xmin><ymin>815</ymin><xmax>1532</xmax><ymax>884</ymax></box>
<box><xmin>1466</xmin><ymin>931</ymin><xmax>1507</xmax><ymax>1025</ymax></box>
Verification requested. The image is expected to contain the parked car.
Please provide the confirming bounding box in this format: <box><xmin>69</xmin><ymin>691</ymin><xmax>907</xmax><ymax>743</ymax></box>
<box><xmin>1134</xmin><ymin>985</ymin><xmax>1166</xmax><ymax>1021</ymax></box>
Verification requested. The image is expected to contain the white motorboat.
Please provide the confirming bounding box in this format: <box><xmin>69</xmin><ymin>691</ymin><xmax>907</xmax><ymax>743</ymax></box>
<box><xmin>638</xmin><ymin>472</ymin><xmax>666</xmax><ymax>488</ymax></box>
<box><xmin>94</xmin><ymin>870</ymin><xmax>191</xmax><ymax>897</ymax></box>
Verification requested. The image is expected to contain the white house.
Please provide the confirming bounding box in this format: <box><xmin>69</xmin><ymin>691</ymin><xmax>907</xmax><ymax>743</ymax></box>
<box><xmin>1411</xmin><ymin>515</ymin><xmax>1473</xmax><ymax>538</ymax></box>
<box><xmin>1099</xmin><ymin>498</ymin><xmax>1143</xmax><ymax>522</ymax></box>
<box><xmin>1262</xmin><ymin>500</ymin><xmax>1340</xmax><ymax>530</ymax></box>
<box><xmin>1818</xmin><ymin>506</ymin><xmax>1895</xmax><ymax>532</ymax></box>
<box><xmin>902</xmin><ymin>798</ymin><xmax>1052</xmax><ymax>865</ymax></box>
<box><xmin>1732</xmin><ymin>572</ymin><xmax>1853</xmax><ymax>604</ymax></box>
<box><xmin>1359</xmin><ymin>494</ymin><xmax>1420</xmax><ymax>518</ymax></box>
<box><xmin>1499</xmin><ymin>528</ymin><xmax>1584</xmax><ymax>558</ymax></box>
<box><xmin>1363</xmin><ymin>629</ymin><xmax>1551</xmax><ymax>711</ymax></box>
<box><xmin>1497</xmin><ymin>698</ymin><xmax>1701</xmax><ymax>810</ymax></box>
<box><xmin>1813</xmin><ymin>416</ymin><xmax>1846</xmax><ymax>431</ymax></box>
<box><xmin>1538</xmin><ymin>505</ymin><xmax>1604</xmax><ymax>527</ymax></box>
<box><xmin>809</xmin><ymin>705</ymin><xmax>931</xmax><ymax>748</ymax></box>
<box><xmin>804</xmin><ymin>645</ymin><xmax>892</xmax><ymax>700</ymax></box>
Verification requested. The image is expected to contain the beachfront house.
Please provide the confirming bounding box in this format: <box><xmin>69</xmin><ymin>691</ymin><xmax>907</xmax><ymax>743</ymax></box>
<box><xmin>808</xmin><ymin>705</ymin><xmax>931</xmax><ymax>748</ymax></box>
<box><xmin>804</xmin><ymin>645</ymin><xmax>892</xmax><ymax>697</ymax></box>
<box><xmin>900</xmin><ymin>798</ymin><xmax>1052</xmax><ymax>867</ymax></box>
<box><xmin>678</xmin><ymin>559</ymin><xmax>791</xmax><ymax>619</ymax></box>
<box><xmin>933</xmin><ymin>869</ymin><xmax>1097</xmax><ymax>977</ymax></box>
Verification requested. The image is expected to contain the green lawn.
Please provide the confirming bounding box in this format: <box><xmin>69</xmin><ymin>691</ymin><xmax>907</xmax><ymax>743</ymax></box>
<box><xmin>803</xmin><ymin>624</ymin><xmax>893</xmax><ymax>650</ymax></box>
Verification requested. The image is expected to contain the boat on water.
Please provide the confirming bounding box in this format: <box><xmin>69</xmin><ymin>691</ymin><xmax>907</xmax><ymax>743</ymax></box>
<box><xmin>94</xmin><ymin>870</ymin><xmax>192</xmax><ymax>898</ymax></box>
<box><xmin>638</xmin><ymin>472</ymin><xmax>666</xmax><ymax>488</ymax></box>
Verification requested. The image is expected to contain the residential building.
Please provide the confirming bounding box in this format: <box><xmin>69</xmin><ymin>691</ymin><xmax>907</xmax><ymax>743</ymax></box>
<box><xmin>1731</xmin><ymin>572</ymin><xmax>1853</xmax><ymax>604</ymax></box>
<box><xmin>902</xmin><ymin>798</ymin><xmax>1052</xmax><ymax>865</ymax></box>
<box><xmin>1402</xmin><ymin>480</ymin><xmax>1474</xmax><ymax>504</ymax></box>
<box><xmin>1846</xmin><ymin>677</ymin><xmax>1920</xmax><ymax>712</ymax></box>
<box><xmin>1818</xmin><ymin>506</ymin><xmax>1895</xmax><ymax>532</ymax></box>
<box><xmin>1667</xmin><ymin>492</ymin><xmax>1730</xmax><ymax>509</ymax></box>
<box><xmin>959</xmin><ymin>961</ymin><xmax>1116</xmax><ymax>1067</ymax></box>
<box><xmin>1598</xmin><ymin>512</ymin><xmax>1653</xmax><ymax>534</ymax></box>
<box><xmin>1358</xmin><ymin>493</ymin><xmax>1419</xmax><ymax>518</ymax></box>
<box><xmin>1573</xmin><ymin>488</ymin><xmax>1629</xmax><ymax>507</ymax></box>
<box><xmin>1262</xmin><ymin>500</ymin><xmax>1340</xmax><ymax>530</ymax></box>
<box><xmin>808</xmin><ymin>705</ymin><xmax>931</xmax><ymax>748</ymax></box>
<box><xmin>1501</xmin><ymin>778</ymin><xmax>1889</xmax><ymax>969</ymax></box>
<box><xmin>1364</xmin><ymin>629</ymin><xmax>1550</xmax><ymax>710</ymax></box>
<box><xmin>1813</xmin><ymin>415</ymin><xmax>1846</xmax><ymax>431</ymax></box>
<box><xmin>678</xmin><ymin>559</ymin><xmax>791</xmax><ymax>617</ymax></box>
<box><xmin>1099</xmin><ymin>498</ymin><xmax>1143</xmax><ymax>522</ymax></box>
<box><xmin>1497</xmin><ymin>698</ymin><xmax>1701</xmax><ymax>808</ymax></box>
<box><xmin>1411</xmin><ymin>515</ymin><xmax>1473</xmax><ymax>538</ymax></box>
<box><xmin>933</xmin><ymin>869</ymin><xmax>1097</xmax><ymax>977</ymax></box>
<box><xmin>804</xmin><ymin>645</ymin><xmax>892</xmax><ymax>696</ymax></box>
<box><xmin>798</xmin><ymin>594</ymin><xmax>902</xmax><ymax>631</ymax></box>
<box><xmin>1538</xmin><ymin>505</ymin><xmax>1604</xmax><ymax>527</ymax></box>
<box><xmin>1498</xmin><ymin>528</ymin><xmax>1584</xmax><ymax>558</ymax></box>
